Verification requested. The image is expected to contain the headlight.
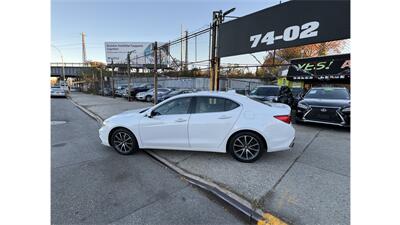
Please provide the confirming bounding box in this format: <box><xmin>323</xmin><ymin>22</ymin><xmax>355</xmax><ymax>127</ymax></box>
<box><xmin>297</xmin><ymin>103</ymin><xmax>309</xmax><ymax>109</ymax></box>
<box><xmin>341</xmin><ymin>107</ymin><xmax>350</xmax><ymax>113</ymax></box>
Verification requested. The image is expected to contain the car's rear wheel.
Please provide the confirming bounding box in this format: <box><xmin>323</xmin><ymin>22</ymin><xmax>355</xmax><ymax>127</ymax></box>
<box><xmin>228</xmin><ymin>132</ymin><xmax>265</xmax><ymax>163</ymax></box>
<box><xmin>111</xmin><ymin>128</ymin><xmax>138</xmax><ymax>155</ymax></box>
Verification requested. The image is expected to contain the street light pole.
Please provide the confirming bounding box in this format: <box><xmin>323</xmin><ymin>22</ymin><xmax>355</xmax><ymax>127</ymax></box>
<box><xmin>52</xmin><ymin>45</ymin><xmax>66</xmax><ymax>89</ymax></box>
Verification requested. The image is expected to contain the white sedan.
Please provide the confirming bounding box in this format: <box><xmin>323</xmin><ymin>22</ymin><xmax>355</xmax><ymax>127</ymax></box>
<box><xmin>99</xmin><ymin>91</ymin><xmax>295</xmax><ymax>163</ymax></box>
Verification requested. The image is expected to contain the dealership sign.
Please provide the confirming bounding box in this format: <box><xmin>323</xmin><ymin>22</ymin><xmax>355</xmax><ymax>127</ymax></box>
<box><xmin>218</xmin><ymin>0</ymin><xmax>350</xmax><ymax>57</ymax></box>
<box><xmin>104</xmin><ymin>42</ymin><xmax>169</xmax><ymax>66</ymax></box>
<box><xmin>287</xmin><ymin>54</ymin><xmax>350</xmax><ymax>81</ymax></box>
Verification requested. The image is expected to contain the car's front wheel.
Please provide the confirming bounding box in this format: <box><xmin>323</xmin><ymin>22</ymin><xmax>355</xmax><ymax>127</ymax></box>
<box><xmin>111</xmin><ymin>128</ymin><xmax>138</xmax><ymax>155</ymax></box>
<box><xmin>228</xmin><ymin>132</ymin><xmax>265</xmax><ymax>163</ymax></box>
<box><xmin>145</xmin><ymin>95</ymin><xmax>152</xmax><ymax>102</ymax></box>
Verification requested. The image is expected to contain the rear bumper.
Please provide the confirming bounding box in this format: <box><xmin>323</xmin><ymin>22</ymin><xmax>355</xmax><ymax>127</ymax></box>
<box><xmin>51</xmin><ymin>93</ymin><xmax>66</xmax><ymax>97</ymax></box>
<box><xmin>264</xmin><ymin>124</ymin><xmax>296</xmax><ymax>153</ymax></box>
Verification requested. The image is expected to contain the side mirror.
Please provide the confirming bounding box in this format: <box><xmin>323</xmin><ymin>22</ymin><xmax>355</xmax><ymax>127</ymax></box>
<box><xmin>146</xmin><ymin>111</ymin><xmax>153</xmax><ymax>118</ymax></box>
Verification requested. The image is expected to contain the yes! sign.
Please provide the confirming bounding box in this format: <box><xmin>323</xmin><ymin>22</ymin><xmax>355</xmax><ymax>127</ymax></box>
<box><xmin>218</xmin><ymin>0</ymin><xmax>350</xmax><ymax>58</ymax></box>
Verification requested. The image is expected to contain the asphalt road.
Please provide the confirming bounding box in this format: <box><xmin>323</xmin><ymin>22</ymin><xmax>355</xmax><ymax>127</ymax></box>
<box><xmin>51</xmin><ymin>98</ymin><xmax>248</xmax><ymax>225</ymax></box>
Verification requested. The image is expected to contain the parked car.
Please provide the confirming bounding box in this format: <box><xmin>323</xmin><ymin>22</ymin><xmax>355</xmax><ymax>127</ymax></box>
<box><xmin>155</xmin><ymin>89</ymin><xmax>194</xmax><ymax>102</ymax></box>
<box><xmin>99</xmin><ymin>91</ymin><xmax>295</xmax><ymax>163</ymax></box>
<box><xmin>248</xmin><ymin>85</ymin><xmax>280</xmax><ymax>102</ymax></box>
<box><xmin>125</xmin><ymin>83</ymin><xmax>162</xmax><ymax>100</ymax></box>
<box><xmin>51</xmin><ymin>86</ymin><xmax>67</xmax><ymax>98</ymax></box>
<box><xmin>290</xmin><ymin>87</ymin><xmax>305</xmax><ymax>109</ymax></box>
<box><xmin>136</xmin><ymin>88</ymin><xmax>172</xmax><ymax>102</ymax></box>
<box><xmin>115</xmin><ymin>85</ymin><xmax>128</xmax><ymax>97</ymax></box>
<box><xmin>98</xmin><ymin>87</ymin><xmax>113</xmax><ymax>96</ymax></box>
<box><xmin>296</xmin><ymin>87</ymin><xmax>350</xmax><ymax>126</ymax></box>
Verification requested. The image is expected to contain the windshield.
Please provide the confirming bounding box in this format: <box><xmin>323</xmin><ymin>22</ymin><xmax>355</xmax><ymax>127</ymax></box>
<box><xmin>304</xmin><ymin>88</ymin><xmax>350</xmax><ymax>99</ymax></box>
<box><xmin>250</xmin><ymin>87</ymin><xmax>279</xmax><ymax>96</ymax></box>
<box><xmin>169</xmin><ymin>90</ymin><xmax>181</xmax><ymax>95</ymax></box>
<box><xmin>291</xmin><ymin>88</ymin><xmax>303</xmax><ymax>96</ymax></box>
<box><xmin>247</xmin><ymin>96</ymin><xmax>272</xmax><ymax>106</ymax></box>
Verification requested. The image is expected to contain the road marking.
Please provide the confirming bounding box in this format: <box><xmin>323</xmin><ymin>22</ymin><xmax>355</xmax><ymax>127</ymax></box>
<box><xmin>51</xmin><ymin>121</ymin><xmax>67</xmax><ymax>125</ymax></box>
<box><xmin>257</xmin><ymin>213</ymin><xmax>288</xmax><ymax>225</ymax></box>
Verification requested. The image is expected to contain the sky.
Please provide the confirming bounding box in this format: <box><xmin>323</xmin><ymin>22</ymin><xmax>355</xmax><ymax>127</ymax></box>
<box><xmin>51</xmin><ymin>0</ymin><xmax>285</xmax><ymax>65</ymax></box>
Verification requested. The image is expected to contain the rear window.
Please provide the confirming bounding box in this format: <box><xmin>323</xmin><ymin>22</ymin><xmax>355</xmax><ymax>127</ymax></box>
<box><xmin>251</xmin><ymin>87</ymin><xmax>279</xmax><ymax>96</ymax></box>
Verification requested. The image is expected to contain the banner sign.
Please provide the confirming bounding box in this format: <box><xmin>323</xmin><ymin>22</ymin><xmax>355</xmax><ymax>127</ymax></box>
<box><xmin>287</xmin><ymin>54</ymin><xmax>350</xmax><ymax>81</ymax></box>
<box><xmin>218</xmin><ymin>0</ymin><xmax>350</xmax><ymax>57</ymax></box>
<box><xmin>105</xmin><ymin>42</ymin><xmax>169</xmax><ymax>67</ymax></box>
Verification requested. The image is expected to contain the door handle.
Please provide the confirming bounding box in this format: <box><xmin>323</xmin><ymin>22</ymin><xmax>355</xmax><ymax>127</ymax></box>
<box><xmin>218</xmin><ymin>115</ymin><xmax>232</xmax><ymax>119</ymax></box>
<box><xmin>175</xmin><ymin>118</ymin><xmax>187</xmax><ymax>122</ymax></box>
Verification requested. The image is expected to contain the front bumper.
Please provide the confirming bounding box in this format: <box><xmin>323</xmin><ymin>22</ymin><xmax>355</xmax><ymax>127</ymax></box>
<box><xmin>136</xmin><ymin>95</ymin><xmax>145</xmax><ymax>100</ymax></box>
<box><xmin>296</xmin><ymin>107</ymin><xmax>350</xmax><ymax>127</ymax></box>
<box><xmin>99</xmin><ymin>125</ymin><xmax>111</xmax><ymax>146</ymax></box>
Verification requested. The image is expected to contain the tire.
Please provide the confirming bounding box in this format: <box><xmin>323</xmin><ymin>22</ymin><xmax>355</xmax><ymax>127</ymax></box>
<box><xmin>228</xmin><ymin>131</ymin><xmax>265</xmax><ymax>163</ymax></box>
<box><xmin>110</xmin><ymin>128</ymin><xmax>138</xmax><ymax>155</ymax></box>
<box><xmin>145</xmin><ymin>95</ymin><xmax>152</xmax><ymax>102</ymax></box>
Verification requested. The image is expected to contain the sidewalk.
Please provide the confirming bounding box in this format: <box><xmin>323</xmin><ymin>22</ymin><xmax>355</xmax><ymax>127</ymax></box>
<box><xmin>69</xmin><ymin>92</ymin><xmax>350</xmax><ymax>225</ymax></box>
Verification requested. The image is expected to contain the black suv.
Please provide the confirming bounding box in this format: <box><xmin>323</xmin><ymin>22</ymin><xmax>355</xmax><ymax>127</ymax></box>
<box><xmin>296</xmin><ymin>87</ymin><xmax>350</xmax><ymax>126</ymax></box>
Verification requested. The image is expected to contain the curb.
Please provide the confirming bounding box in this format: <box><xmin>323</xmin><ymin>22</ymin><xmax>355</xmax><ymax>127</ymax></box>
<box><xmin>68</xmin><ymin>97</ymin><xmax>289</xmax><ymax>225</ymax></box>
<box><xmin>69</xmin><ymin>97</ymin><xmax>104</xmax><ymax>124</ymax></box>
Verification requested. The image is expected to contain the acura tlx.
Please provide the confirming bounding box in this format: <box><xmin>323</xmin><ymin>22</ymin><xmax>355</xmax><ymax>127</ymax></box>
<box><xmin>99</xmin><ymin>91</ymin><xmax>295</xmax><ymax>163</ymax></box>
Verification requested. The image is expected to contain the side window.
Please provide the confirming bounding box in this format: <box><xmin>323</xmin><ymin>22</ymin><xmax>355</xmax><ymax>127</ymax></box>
<box><xmin>225</xmin><ymin>99</ymin><xmax>240</xmax><ymax>111</ymax></box>
<box><xmin>153</xmin><ymin>97</ymin><xmax>191</xmax><ymax>116</ymax></box>
<box><xmin>194</xmin><ymin>97</ymin><xmax>239</xmax><ymax>113</ymax></box>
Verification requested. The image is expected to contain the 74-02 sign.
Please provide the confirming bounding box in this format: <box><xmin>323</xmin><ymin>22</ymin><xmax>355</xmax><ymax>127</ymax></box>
<box><xmin>250</xmin><ymin>21</ymin><xmax>319</xmax><ymax>48</ymax></box>
<box><xmin>218</xmin><ymin>0</ymin><xmax>350</xmax><ymax>58</ymax></box>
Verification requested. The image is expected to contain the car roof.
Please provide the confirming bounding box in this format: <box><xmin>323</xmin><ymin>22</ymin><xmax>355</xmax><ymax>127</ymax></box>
<box><xmin>311</xmin><ymin>87</ymin><xmax>347</xmax><ymax>89</ymax></box>
<box><xmin>255</xmin><ymin>85</ymin><xmax>279</xmax><ymax>88</ymax></box>
<box><xmin>169</xmin><ymin>91</ymin><xmax>250</xmax><ymax>102</ymax></box>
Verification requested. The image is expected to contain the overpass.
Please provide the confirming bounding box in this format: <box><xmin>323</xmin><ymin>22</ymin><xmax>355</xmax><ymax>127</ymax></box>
<box><xmin>51</xmin><ymin>63</ymin><xmax>91</xmax><ymax>77</ymax></box>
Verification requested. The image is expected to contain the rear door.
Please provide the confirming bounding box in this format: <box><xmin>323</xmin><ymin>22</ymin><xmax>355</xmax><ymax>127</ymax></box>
<box><xmin>188</xmin><ymin>96</ymin><xmax>242</xmax><ymax>151</ymax></box>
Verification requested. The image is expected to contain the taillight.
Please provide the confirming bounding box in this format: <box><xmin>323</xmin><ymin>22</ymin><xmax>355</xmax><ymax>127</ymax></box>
<box><xmin>274</xmin><ymin>115</ymin><xmax>291</xmax><ymax>124</ymax></box>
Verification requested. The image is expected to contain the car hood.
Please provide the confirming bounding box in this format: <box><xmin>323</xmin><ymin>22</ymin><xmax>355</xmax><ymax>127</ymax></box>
<box><xmin>300</xmin><ymin>98</ymin><xmax>350</xmax><ymax>108</ymax></box>
<box><xmin>105</xmin><ymin>107</ymin><xmax>150</xmax><ymax>122</ymax></box>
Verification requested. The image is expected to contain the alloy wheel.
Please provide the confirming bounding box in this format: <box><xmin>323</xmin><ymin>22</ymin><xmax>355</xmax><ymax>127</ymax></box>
<box><xmin>113</xmin><ymin>131</ymin><xmax>134</xmax><ymax>153</ymax></box>
<box><xmin>232</xmin><ymin>135</ymin><xmax>260</xmax><ymax>161</ymax></box>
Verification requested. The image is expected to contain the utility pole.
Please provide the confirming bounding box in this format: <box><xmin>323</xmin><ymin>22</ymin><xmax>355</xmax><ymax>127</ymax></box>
<box><xmin>111</xmin><ymin>60</ymin><xmax>115</xmax><ymax>98</ymax></box>
<box><xmin>210</xmin><ymin>8</ymin><xmax>235</xmax><ymax>91</ymax></box>
<box><xmin>100</xmin><ymin>68</ymin><xmax>104</xmax><ymax>96</ymax></box>
<box><xmin>127</xmin><ymin>52</ymin><xmax>132</xmax><ymax>101</ymax></box>
<box><xmin>185</xmin><ymin>30</ymin><xmax>188</xmax><ymax>71</ymax></box>
<box><xmin>180</xmin><ymin>24</ymin><xmax>183</xmax><ymax>73</ymax></box>
<box><xmin>81</xmin><ymin>32</ymin><xmax>87</xmax><ymax>64</ymax></box>
<box><xmin>153</xmin><ymin>42</ymin><xmax>158</xmax><ymax>105</ymax></box>
<box><xmin>210</xmin><ymin>11</ymin><xmax>220</xmax><ymax>91</ymax></box>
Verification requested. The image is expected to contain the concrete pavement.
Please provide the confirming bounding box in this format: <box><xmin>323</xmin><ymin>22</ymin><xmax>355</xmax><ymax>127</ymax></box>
<box><xmin>68</xmin><ymin>92</ymin><xmax>350</xmax><ymax>225</ymax></box>
<box><xmin>51</xmin><ymin>98</ymin><xmax>248</xmax><ymax>225</ymax></box>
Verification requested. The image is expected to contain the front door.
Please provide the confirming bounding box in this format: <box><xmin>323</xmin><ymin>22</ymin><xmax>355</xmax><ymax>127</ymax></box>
<box><xmin>139</xmin><ymin>97</ymin><xmax>193</xmax><ymax>149</ymax></box>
